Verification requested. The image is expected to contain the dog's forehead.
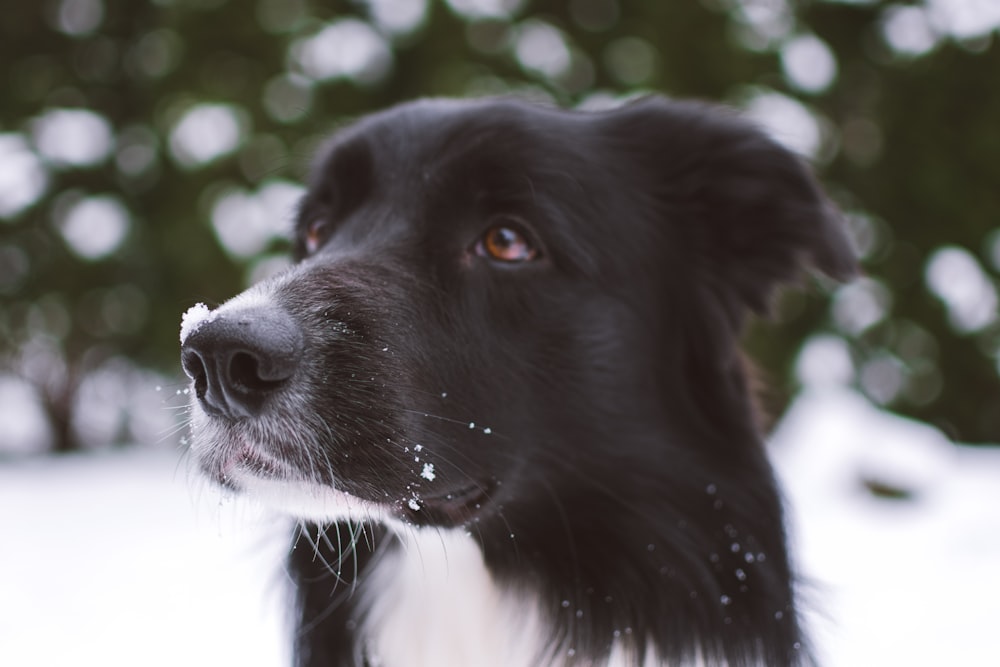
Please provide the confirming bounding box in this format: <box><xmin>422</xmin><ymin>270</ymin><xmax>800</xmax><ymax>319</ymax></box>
<box><xmin>317</xmin><ymin>99</ymin><xmax>584</xmax><ymax>183</ymax></box>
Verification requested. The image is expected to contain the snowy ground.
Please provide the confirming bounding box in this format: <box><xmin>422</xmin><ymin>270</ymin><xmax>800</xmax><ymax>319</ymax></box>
<box><xmin>771</xmin><ymin>389</ymin><xmax>1000</xmax><ymax>666</ymax></box>
<box><xmin>1</xmin><ymin>388</ymin><xmax>998</xmax><ymax>667</ymax></box>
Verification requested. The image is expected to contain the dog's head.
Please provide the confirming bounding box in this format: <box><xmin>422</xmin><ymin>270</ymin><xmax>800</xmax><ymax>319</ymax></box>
<box><xmin>180</xmin><ymin>97</ymin><xmax>855</xmax><ymax>530</ymax></box>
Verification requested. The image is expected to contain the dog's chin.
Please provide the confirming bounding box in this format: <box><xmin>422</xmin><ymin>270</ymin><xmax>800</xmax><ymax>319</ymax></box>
<box><xmin>218</xmin><ymin>470</ymin><xmax>499</xmax><ymax>533</ymax></box>
<box><xmin>226</xmin><ymin>465</ymin><xmax>499</xmax><ymax>530</ymax></box>
<box><xmin>192</xmin><ymin>426</ymin><xmax>499</xmax><ymax>529</ymax></box>
<box><xmin>227</xmin><ymin>473</ymin><xmax>390</xmax><ymax>525</ymax></box>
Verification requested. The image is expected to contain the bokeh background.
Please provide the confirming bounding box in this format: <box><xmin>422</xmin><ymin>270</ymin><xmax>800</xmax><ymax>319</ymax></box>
<box><xmin>1</xmin><ymin>0</ymin><xmax>999</xmax><ymax>456</ymax></box>
<box><xmin>2</xmin><ymin>3</ymin><xmax>1000</xmax><ymax>665</ymax></box>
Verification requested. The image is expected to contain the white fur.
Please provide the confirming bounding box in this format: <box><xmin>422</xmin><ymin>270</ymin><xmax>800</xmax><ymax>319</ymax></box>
<box><xmin>234</xmin><ymin>475</ymin><xmax>387</xmax><ymax>525</ymax></box>
<box><xmin>360</xmin><ymin>528</ymin><xmax>549</xmax><ymax>667</ymax></box>
<box><xmin>356</xmin><ymin>529</ymin><xmax>677</xmax><ymax>667</ymax></box>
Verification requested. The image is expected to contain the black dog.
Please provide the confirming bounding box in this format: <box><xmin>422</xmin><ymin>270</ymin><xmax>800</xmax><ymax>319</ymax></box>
<box><xmin>181</xmin><ymin>96</ymin><xmax>855</xmax><ymax>666</ymax></box>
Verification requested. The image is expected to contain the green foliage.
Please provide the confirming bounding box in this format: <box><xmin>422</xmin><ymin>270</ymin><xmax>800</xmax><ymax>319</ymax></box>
<box><xmin>2</xmin><ymin>0</ymin><xmax>999</xmax><ymax>450</ymax></box>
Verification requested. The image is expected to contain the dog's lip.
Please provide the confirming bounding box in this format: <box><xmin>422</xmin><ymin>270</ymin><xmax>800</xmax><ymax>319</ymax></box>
<box><xmin>218</xmin><ymin>442</ymin><xmax>288</xmax><ymax>482</ymax></box>
<box><xmin>411</xmin><ymin>480</ymin><xmax>495</xmax><ymax>525</ymax></box>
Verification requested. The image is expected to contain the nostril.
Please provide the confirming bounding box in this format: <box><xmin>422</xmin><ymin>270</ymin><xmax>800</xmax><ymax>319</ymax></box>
<box><xmin>228</xmin><ymin>351</ymin><xmax>279</xmax><ymax>393</ymax></box>
<box><xmin>181</xmin><ymin>349</ymin><xmax>209</xmax><ymax>400</ymax></box>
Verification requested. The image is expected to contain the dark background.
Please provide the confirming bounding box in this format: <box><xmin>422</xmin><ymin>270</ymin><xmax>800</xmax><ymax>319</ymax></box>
<box><xmin>2</xmin><ymin>0</ymin><xmax>998</xmax><ymax>454</ymax></box>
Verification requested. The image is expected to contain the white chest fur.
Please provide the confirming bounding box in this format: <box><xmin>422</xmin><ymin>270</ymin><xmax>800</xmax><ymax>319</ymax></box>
<box><xmin>360</xmin><ymin>529</ymin><xmax>548</xmax><ymax>667</ymax></box>
<box><xmin>357</xmin><ymin>529</ymin><xmax>674</xmax><ymax>667</ymax></box>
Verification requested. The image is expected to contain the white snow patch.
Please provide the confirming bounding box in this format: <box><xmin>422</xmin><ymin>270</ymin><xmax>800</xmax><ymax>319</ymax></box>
<box><xmin>0</xmin><ymin>448</ymin><xmax>289</xmax><ymax>667</ymax></box>
<box><xmin>179</xmin><ymin>302</ymin><xmax>215</xmax><ymax>344</ymax></box>
<box><xmin>771</xmin><ymin>387</ymin><xmax>1000</xmax><ymax>666</ymax></box>
<box><xmin>421</xmin><ymin>463</ymin><xmax>436</xmax><ymax>481</ymax></box>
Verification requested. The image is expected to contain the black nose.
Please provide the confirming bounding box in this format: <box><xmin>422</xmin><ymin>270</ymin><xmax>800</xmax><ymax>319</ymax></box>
<box><xmin>180</xmin><ymin>306</ymin><xmax>303</xmax><ymax>420</ymax></box>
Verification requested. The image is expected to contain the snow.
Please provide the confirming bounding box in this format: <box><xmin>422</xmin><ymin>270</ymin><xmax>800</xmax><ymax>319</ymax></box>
<box><xmin>179</xmin><ymin>302</ymin><xmax>214</xmax><ymax>344</ymax></box>
<box><xmin>0</xmin><ymin>447</ymin><xmax>290</xmax><ymax>667</ymax></box>
<box><xmin>771</xmin><ymin>388</ymin><xmax>1000</xmax><ymax>666</ymax></box>
<box><xmin>1</xmin><ymin>388</ymin><xmax>998</xmax><ymax>666</ymax></box>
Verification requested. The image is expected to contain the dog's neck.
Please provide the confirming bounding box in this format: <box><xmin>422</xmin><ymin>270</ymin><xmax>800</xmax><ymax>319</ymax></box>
<box><xmin>359</xmin><ymin>528</ymin><xmax>544</xmax><ymax>666</ymax></box>
<box><xmin>358</xmin><ymin>528</ymin><xmax>672</xmax><ymax>667</ymax></box>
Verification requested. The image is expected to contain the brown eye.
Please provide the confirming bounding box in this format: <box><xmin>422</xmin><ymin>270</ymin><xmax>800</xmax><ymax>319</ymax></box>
<box><xmin>304</xmin><ymin>219</ymin><xmax>328</xmax><ymax>255</ymax></box>
<box><xmin>476</xmin><ymin>224</ymin><xmax>539</xmax><ymax>263</ymax></box>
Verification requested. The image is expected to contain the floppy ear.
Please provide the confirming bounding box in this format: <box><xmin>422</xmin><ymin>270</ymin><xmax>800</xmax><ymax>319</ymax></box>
<box><xmin>681</xmin><ymin>109</ymin><xmax>857</xmax><ymax>315</ymax></box>
<box><xmin>608</xmin><ymin>97</ymin><xmax>858</xmax><ymax>335</ymax></box>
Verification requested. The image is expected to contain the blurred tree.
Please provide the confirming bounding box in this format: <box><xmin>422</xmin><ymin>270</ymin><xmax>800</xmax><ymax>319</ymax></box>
<box><xmin>1</xmin><ymin>0</ymin><xmax>998</xmax><ymax>452</ymax></box>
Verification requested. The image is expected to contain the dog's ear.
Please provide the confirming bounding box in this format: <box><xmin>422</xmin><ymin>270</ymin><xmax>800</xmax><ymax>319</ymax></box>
<box><xmin>607</xmin><ymin>97</ymin><xmax>857</xmax><ymax>332</ymax></box>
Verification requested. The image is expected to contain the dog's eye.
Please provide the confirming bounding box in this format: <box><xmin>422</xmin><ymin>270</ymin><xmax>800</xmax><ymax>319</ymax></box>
<box><xmin>304</xmin><ymin>219</ymin><xmax>329</xmax><ymax>255</ymax></box>
<box><xmin>476</xmin><ymin>224</ymin><xmax>539</xmax><ymax>264</ymax></box>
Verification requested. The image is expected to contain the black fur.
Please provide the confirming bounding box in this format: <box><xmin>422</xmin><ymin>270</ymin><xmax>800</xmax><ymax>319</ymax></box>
<box><xmin>182</xmin><ymin>96</ymin><xmax>855</xmax><ymax>666</ymax></box>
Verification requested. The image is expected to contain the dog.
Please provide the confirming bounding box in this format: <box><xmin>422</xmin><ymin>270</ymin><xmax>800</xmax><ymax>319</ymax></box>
<box><xmin>180</xmin><ymin>96</ymin><xmax>856</xmax><ymax>666</ymax></box>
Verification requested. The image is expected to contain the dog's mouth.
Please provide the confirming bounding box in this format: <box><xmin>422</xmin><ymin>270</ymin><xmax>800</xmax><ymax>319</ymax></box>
<box><xmin>208</xmin><ymin>439</ymin><xmax>498</xmax><ymax>527</ymax></box>
<box><xmin>406</xmin><ymin>480</ymin><xmax>496</xmax><ymax>526</ymax></box>
<box><xmin>212</xmin><ymin>442</ymin><xmax>291</xmax><ymax>487</ymax></box>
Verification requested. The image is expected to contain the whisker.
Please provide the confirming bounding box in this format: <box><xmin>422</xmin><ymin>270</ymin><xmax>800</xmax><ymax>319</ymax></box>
<box><xmin>155</xmin><ymin>419</ymin><xmax>194</xmax><ymax>445</ymax></box>
<box><xmin>398</xmin><ymin>407</ymin><xmax>481</xmax><ymax>428</ymax></box>
<box><xmin>297</xmin><ymin>521</ymin><xmax>344</xmax><ymax>585</ymax></box>
<box><xmin>294</xmin><ymin>536</ymin><xmax>362</xmax><ymax>638</ymax></box>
